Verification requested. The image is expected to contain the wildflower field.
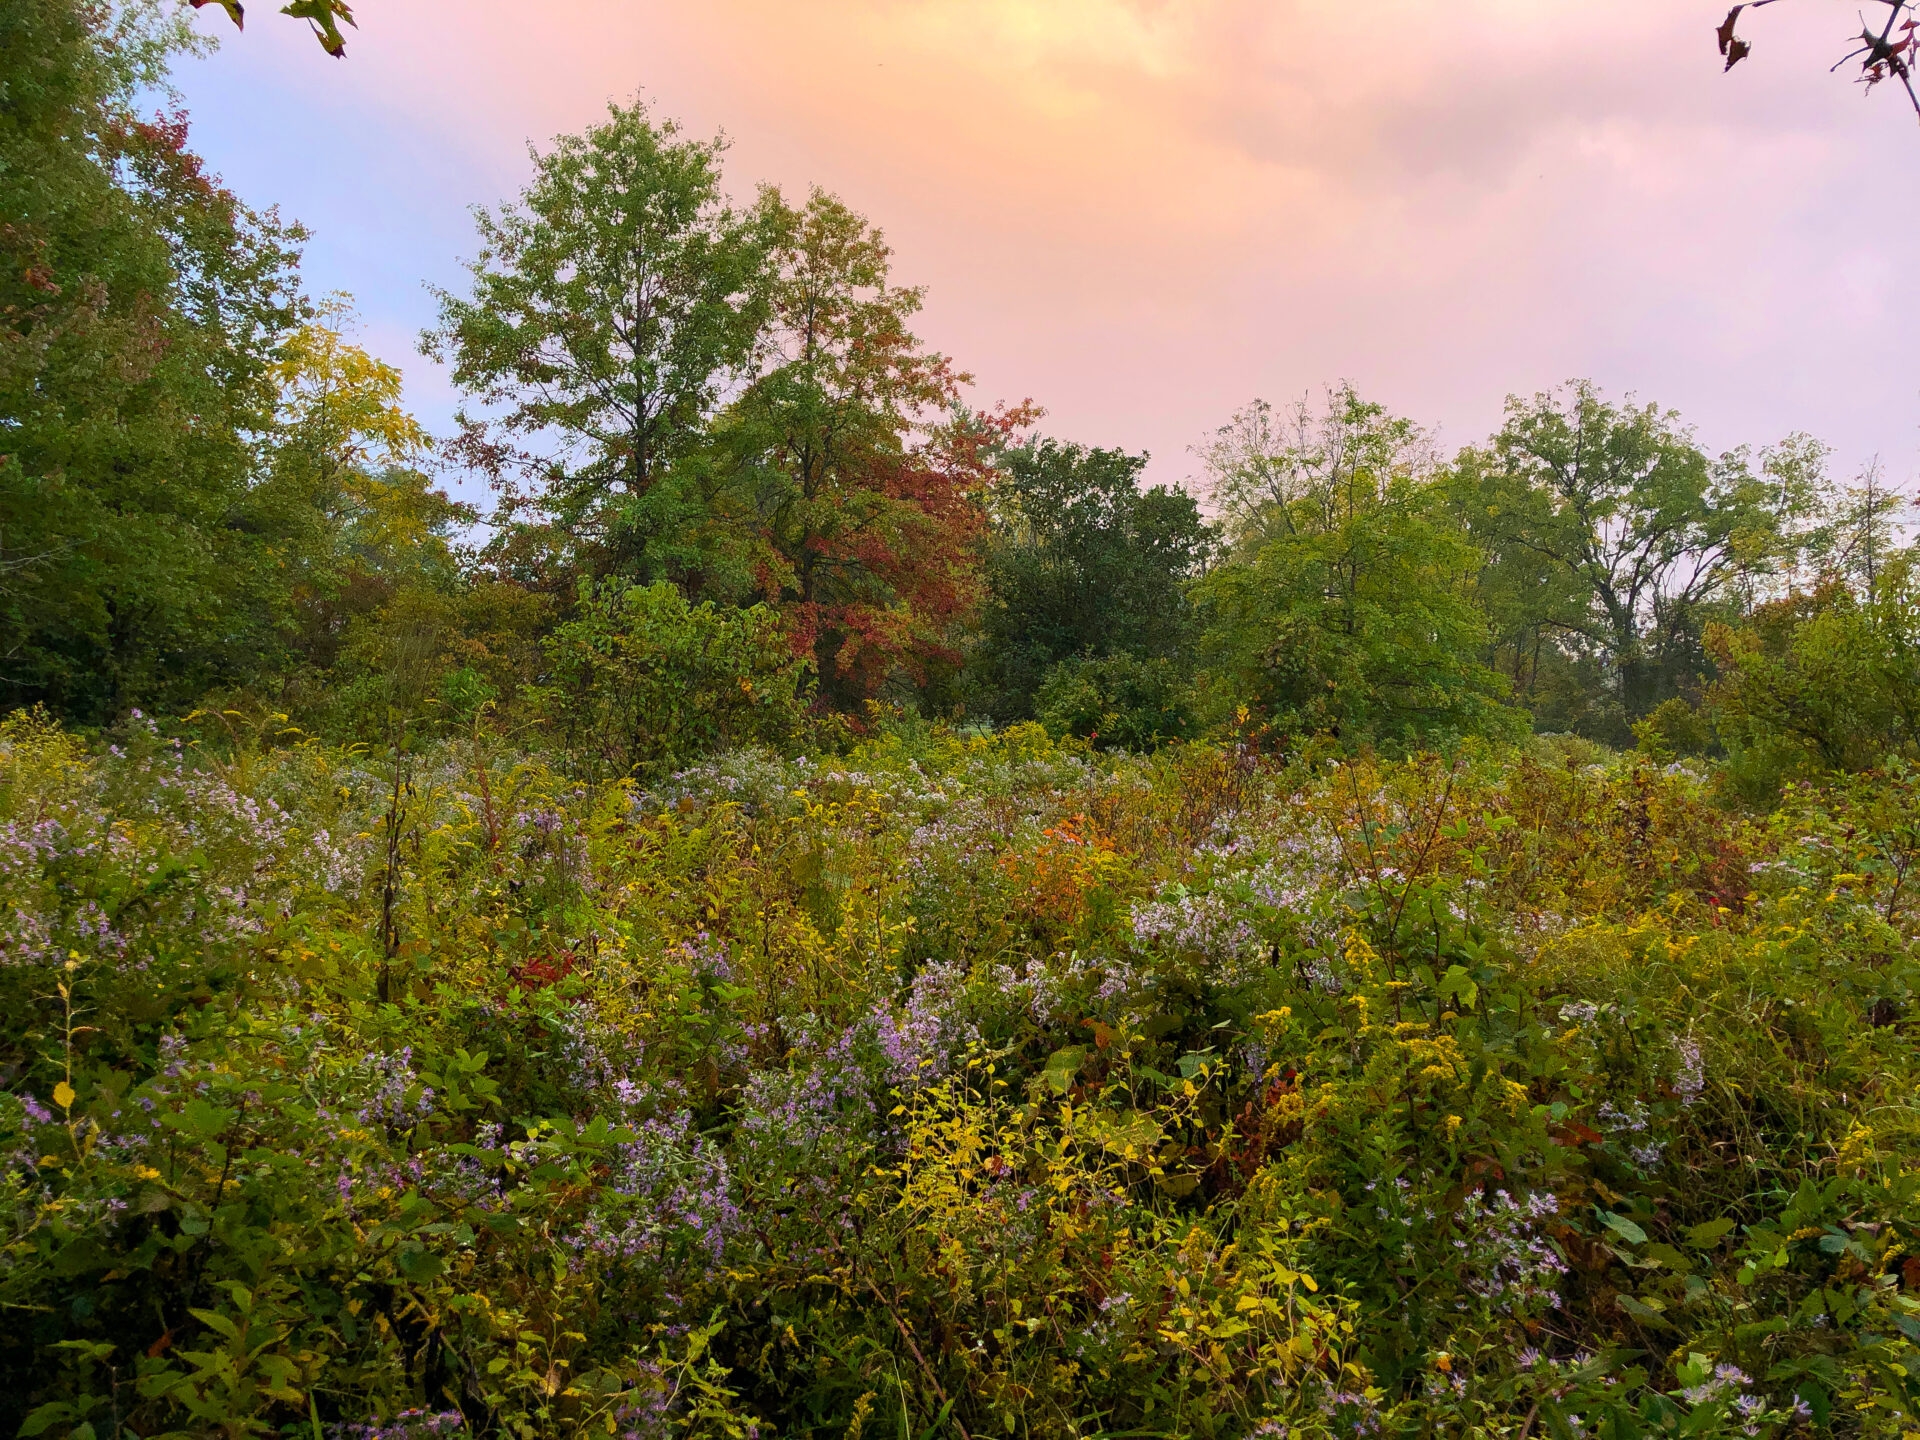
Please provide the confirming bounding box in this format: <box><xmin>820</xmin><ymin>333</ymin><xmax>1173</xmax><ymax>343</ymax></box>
<box><xmin>5</xmin><ymin>713</ymin><xmax>1920</xmax><ymax>1439</ymax></box>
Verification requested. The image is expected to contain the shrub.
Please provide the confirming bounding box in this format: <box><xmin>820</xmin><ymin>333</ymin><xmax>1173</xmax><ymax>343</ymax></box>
<box><xmin>4</xmin><ymin>716</ymin><xmax>1920</xmax><ymax>1438</ymax></box>
<box><xmin>1034</xmin><ymin>652</ymin><xmax>1196</xmax><ymax>751</ymax></box>
<box><xmin>530</xmin><ymin>579</ymin><xmax>813</xmax><ymax>779</ymax></box>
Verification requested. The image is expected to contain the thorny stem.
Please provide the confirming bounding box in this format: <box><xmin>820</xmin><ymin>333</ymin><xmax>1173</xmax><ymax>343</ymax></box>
<box><xmin>379</xmin><ymin>756</ymin><xmax>414</xmax><ymax>1004</ymax></box>
<box><xmin>57</xmin><ymin>954</ymin><xmax>85</xmax><ymax>1158</ymax></box>
<box><xmin>865</xmin><ymin>1280</ymin><xmax>973</xmax><ymax>1440</ymax></box>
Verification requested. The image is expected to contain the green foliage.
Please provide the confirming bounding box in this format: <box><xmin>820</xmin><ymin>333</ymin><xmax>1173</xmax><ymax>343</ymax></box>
<box><xmin>1451</xmin><ymin>383</ymin><xmax>1816</xmax><ymax>741</ymax></box>
<box><xmin>429</xmin><ymin>109</ymin><xmax>1001</xmax><ymax>707</ymax></box>
<box><xmin>1704</xmin><ymin>563</ymin><xmax>1920</xmax><ymax>802</ymax></box>
<box><xmin>529</xmin><ymin>579</ymin><xmax>812</xmax><ymax>780</ymax></box>
<box><xmin>6</xmin><ymin>710</ymin><xmax>1920</xmax><ymax>1437</ymax></box>
<box><xmin>1034</xmin><ymin>652</ymin><xmax>1196</xmax><ymax>751</ymax></box>
<box><xmin>975</xmin><ymin>438</ymin><xmax>1210</xmax><ymax>723</ymax></box>
<box><xmin>20</xmin><ymin>23</ymin><xmax>1920</xmax><ymax>1438</ymax></box>
<box><xmin>1196</xmin><ymin>386</ymin><xmax>1524</xmax><ymax>749</ymax></box>
<box><xmin>0</xmin><ymin>0</ymin><xmax>308</xmax><ymax>723</ymax></box>
<box><xmin>426</xmin><ymin>100</ymin><xmax>776</xmax><ymax>584</ymax></box>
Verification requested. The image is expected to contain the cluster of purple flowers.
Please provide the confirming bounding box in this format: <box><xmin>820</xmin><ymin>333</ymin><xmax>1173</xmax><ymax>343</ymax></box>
<box><xmin>1594</xmin><ymin>1098</ymin><xmax>1668</xmax><ymax>1169</ymax></box>
<box><xmin>1454</xmin><ymin>1189</ymin><xmax>1567</xmax><ymax>1318</ymax></box>
<box><xmin>330</xmin><ymin>1408</ymin><xmax>468</xmax><ymax>1439</ymax></box>
<box><xmin>905</xmin><ymin>802</ymin><xmax>1006</xmax><ymax>880</ymax></box>
<box><xmin>736</xmin><ymin>1027</ymin><xmax>878</xmax><ymax>1161</ymax></box>
<box><xmin>1672</xmin><ymin>1037</ymin><xmax>1706</xmax><ymax>1107</ymax></box>
<box><xmin>1679</xmin><ymin>1362</ymin><xmax>1754</xmax><ymax>1407</ymax></box>
<box><xmin>569</xmin><ymin>1109</ymin><xmax>740</xmax><ymax>1271</ymax></box>
<box><xmin>1131</xmin><ymin>888</ymin><xmax>1258</xmax><ymax>963</ymax></box>
<box><xmin>552</xmin><ymin>1004</ymin><xmax>644</xmax><ymax>1095</ymax></box>
<box><xmin>16</xmin><ymin>1092</ymin><xmax>53</xmax><ymax>1126</ymax></box>
<box><xmin>671</xmin><ymin>930</ymin><xmax>734</xmax><ymax>985</ymax></box>
<box><xmin>871</xmin><ymin>959</ymin><xmax>977</xmax><ymax>1086</ymax></box>
<box><xmin>0</xmin><ymin>817</ymin><xmax>73</xmax><ymax>881</ymax></box>
<box><xmin>356</xmin><ymin>1048</ymin><xmax>436</xmax><ymax>1134</ymax></box>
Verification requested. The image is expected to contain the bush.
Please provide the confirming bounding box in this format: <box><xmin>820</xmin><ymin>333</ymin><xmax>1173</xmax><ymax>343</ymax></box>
<box><xmin>1706</xmin><ymin>568</ymin><xmax>1920</xmax><ymax>804</ymax></box>
<box><xmin>530</xmin><ymin>580</ymin><xmax>813</xmax><ymax>779</ymax></box>
<box><xmin>1034</xmin><ymin>652</ymin><xmax>1196</xmax><ymax>751</ymax></box>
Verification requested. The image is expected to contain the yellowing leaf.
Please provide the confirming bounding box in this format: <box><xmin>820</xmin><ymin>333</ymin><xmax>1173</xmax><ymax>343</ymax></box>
<box><xmin>52</xmin><ymin>1081</ymin><xmax>75</xmax><ymax>1110</ymax></box>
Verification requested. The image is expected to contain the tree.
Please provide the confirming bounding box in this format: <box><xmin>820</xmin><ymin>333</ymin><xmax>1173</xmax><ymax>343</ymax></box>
<box><xmin>1705</xmin><ymin>560</ymin><xmax>1920</xmax><ymax>798</ymax></box>
<box><xmin>427</xmin><ymin>100</ymin><xmax>776</xmax><ymax>587</ymax></box>
<box><xmin>705</xmin><ymin>190</ymin><xmax>1022</xmax><ymax>705</ymax></box>
<box><xmin>258</xmin><ymin>309</ymin><xmax>565</xmax><ymax>742</ymax></box>
<box><xmin>1450</xmin><ymin>382</ymin><xmax>1807</xmax><ymax>741</ymax></box>
<box><xmin>255</xmin><ymin>307</ymin><xmax>443</xmax><ymax>657</ymax></box>
<box><xmin>431</xmin><ymin>107</ymin><xmax>1015</xmax><ymax>712</ymax></box>
<box><xmin>1716</xmin><ymin>2</ymin><xmax>1918</xmax><ymax>117</ymax></box>
<box><xmin>1196</xmin><ymin>387</ymin><xmax>1522</xmax><ymax>748</ymax></box>
<box><xmin>0</xmin><ymin>0</ymin><xmax>308</xmax><ymax>722</ymax></box>
<box><xmin>973</xmin><ymin>438</ymin><xmax>1210</xmax><ymax>724</ymax></box>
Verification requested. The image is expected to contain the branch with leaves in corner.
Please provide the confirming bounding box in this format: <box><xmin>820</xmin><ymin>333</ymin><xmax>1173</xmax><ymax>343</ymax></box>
<box><xmin>1717</xmin><ymin>1</ymin><xmax>1920</xmax><ymax>116</ymax></box>
<box><xmin>189</xmin><ymin>0</ymin><xmax>355</xmax><ymax>57</ymax></box>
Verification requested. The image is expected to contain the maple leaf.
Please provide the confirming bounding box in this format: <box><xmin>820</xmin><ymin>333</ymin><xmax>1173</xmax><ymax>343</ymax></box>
<box><xmin>1716</xmin><ymin>6</ymin><xmax>1742</xmax><ymax>54</ymax></box>
<box><xmin>281</xmin><ymin>0</ymin><xmax>355</xmax><ymax>56</ymax></box>
<box><xmin>189</xmin><ymin>0</ymin><xmax>244</xmax><ymax>31</ymax></box>
<box><xmin>1717</xmin><ymin>5</ymin><xmax>1750</xmax><ymax>69</ymax></box>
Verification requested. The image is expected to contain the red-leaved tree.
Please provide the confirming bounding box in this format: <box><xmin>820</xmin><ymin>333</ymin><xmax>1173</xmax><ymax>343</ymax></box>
<box><xmin>716</xmin><ymin>189</ymin><xmax>1036</xmax><ymax>703</ymax></box>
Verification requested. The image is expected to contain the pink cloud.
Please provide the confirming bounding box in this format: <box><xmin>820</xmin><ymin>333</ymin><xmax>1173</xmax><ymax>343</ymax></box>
<box><xmin>180</xmin><ymin>0</ymin><xmax>1920</xmax><ymax>492</ymax></box>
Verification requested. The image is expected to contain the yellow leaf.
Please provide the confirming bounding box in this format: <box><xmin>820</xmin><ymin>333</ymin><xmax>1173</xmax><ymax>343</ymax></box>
<box><xmin>53</xmin><ymin>1081</ymin><xmax>75</xmax><ymax>1110</ymax></box>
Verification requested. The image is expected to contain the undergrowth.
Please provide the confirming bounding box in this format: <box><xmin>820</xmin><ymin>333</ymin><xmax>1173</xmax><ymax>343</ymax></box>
<box><xmin>4</xmin><ymin>712</ymin><xmax>1920</xmax><ymax>1438</ymax></box>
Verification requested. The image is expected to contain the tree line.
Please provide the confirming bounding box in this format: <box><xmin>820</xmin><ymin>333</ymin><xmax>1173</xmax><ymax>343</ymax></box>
<box><xmin>4</xmin><ymin>0</ymin><xmax>1912</xmax><ymax>801</ymax></box>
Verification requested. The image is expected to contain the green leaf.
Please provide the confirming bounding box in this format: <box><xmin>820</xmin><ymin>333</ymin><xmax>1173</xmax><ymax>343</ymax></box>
<box><xmin>188</xmin><ymin>1308</ymin><xmax>241</xmax><ymax>1343</ymax></box>
<box><xmin>396</xmin><ymin>1245</ymin><xmax>445</xmax><ymax>1280</ymax></box>
<box><xmin>1437</xmin><ymin>964</ymin><xmax>1478</xmax><ymax>1011</ymax></box>
<box><xmin>1042</xmin><ymin>1046</ymin><xmax>1086</xmax><ymax>1096</ymax></box>
<box><xmin>1616</xmin><ymin>1293</ymin><xmax>1670</xmax><ymax>1328</ymax></box>
<box><xmin>1175</xmin><ymin>1049</ymin><xmax>1215</xmax><ymax>1080</ymax></box>
<box><xmin>1093</xmin><ymin>1109</ymin><xmax>1163</xmax><ymax>1157</ymax></box>
<box><xmin>164</xmin><ymin>1099</ymin><xmax>236</xmax><ymax>1142</ymax></box>
<box><xmin>19</xmin><ymin>1402</ymin><xmax>76</xmax><ymax>1437</ymax></box>
<box><xmin>1598</xmin><ymin>1211</ymin><xmax>1648</xmax><ymax>1246</ymax></box>
<box><xmin>1686</xmin><ymin>1217</ymin><xmax>1736</xmax><ymax>1248</ymax></box>
<box><xmin>188</xmin><ymin>0</ymin><xmax>245</xmax><ymax>31</ymax></box>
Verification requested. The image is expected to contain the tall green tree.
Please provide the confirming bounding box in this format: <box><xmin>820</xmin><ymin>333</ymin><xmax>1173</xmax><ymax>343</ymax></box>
<box><xmin>426</xmin><ymin>100</ymin><xmax>777</xmax><ymax>586</ymax></box>
<box><xmin>1450</xmin><ymin>382</ymin><xmax>1809</xmax><ymax>740</ymax></box>
<box><xmin>973</xmin><ymin>438</ymin><xmax>1209</xmax><ymax>723</ymax></box>
<box><xmin>1197</xmin><ymin>386</ymin><xmax>1521</xmax><ymax>748</ymax></box>
<box><xmin>0</xmin><ymin>0</ymin><xmax>307</xmax><ymax>722</ymax></box>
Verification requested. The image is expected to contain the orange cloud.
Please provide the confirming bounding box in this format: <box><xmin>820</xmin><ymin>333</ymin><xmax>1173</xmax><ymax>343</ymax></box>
<box><xmin>185</xmin><ymin>0</ymin><xmax>1920</xmax><ymax>488</ymax></box>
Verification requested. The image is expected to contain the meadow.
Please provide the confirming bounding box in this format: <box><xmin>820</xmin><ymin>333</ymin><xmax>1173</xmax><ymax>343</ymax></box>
<box><xmin>9</xmin><ymin>2</ymin><xmax>1920</xmax><ymax>1433</ymax></box>
<box><xmin>5</xmin><ymin>712</ymin><xmax>1918</xmax><ymax>1439</ymax></box>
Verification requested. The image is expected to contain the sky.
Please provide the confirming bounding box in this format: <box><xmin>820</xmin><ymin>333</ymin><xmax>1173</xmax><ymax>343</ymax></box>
<box><xmin>171</xmin><ymin>0</ymin><xmax>1920</xmax><ymax>501</ymax></box>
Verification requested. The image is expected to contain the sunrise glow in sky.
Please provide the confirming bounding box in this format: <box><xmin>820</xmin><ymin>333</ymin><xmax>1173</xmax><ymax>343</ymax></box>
<box><xmin>176</xmin><ymin>0</ymin><xmax>1918</xmax><ymax>495</ymax></box>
